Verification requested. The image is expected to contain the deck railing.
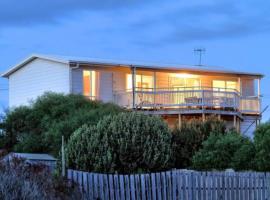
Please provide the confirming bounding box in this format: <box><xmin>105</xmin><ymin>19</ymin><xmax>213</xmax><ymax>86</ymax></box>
<box><xmin>113</xmin><ymin>87</ymin><xmax>260</xmax><ymax>114</ymax></box>
<box><xmin>240</xmin><ymin>96</ymin><xmax>261</xmax><ymax>114</ymax></box>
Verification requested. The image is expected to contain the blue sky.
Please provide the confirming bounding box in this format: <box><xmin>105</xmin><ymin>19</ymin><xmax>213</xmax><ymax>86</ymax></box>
<box><xmin>0</xmin><ymin>0</ymin><xmax>270</xmax><ymax>120</ymax></box>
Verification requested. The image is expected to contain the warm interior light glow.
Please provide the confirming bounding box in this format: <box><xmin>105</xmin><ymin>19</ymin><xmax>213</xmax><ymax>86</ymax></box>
<box><xmin>83</xmin><ymin>70</ymin><xmax>96</xmax><ymax>97</ymax></box>
<box><xmin>226</xmin><ymin>81</ymin><xmax>237</xmax><ymax>91</ymax></box>
<box><xmin>83</xmin><ymin>71</ymin><xmax>90</xmax><ymax>95</ymax></box>
<box><xmin>169</xmin><ymin>73</ymin><xmax>200</xmax><ymax>89</ymax></box>
<box><xmin>213</xmin><ymin>80</ymin><xmax>226</xmax><ymax>89</ymax></box>
<box><xmin>213</xmin><ymin>80</ymin><xmax>237</xmax><ymax>91</ymax></box>
<box><xmin>91</xmin><ymin>71</ymin><xmax>96</xmax><ymax>96</ymax></box>
<box><xmin>126</xmin><ymin>74</ymin><xmax>153</xmax><ymax>90</ymax></box>
<box><xmin>171</xmin><ymin>73</ymin><xmax>198</xmax><ymax>78</ymax></box>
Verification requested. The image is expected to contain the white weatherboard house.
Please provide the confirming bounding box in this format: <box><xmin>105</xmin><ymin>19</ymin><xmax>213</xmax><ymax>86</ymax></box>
<box><xmin>2</xmin><ymin>54</ymin><xmax>263</xmax><ymax>137</ymax></box>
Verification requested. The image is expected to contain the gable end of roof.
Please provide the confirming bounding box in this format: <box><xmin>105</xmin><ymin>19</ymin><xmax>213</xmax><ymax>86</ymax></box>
<box><xmin>1</xmin><ymin>54</ymin><xmax>69</xmax><ymax>77</ymax></box>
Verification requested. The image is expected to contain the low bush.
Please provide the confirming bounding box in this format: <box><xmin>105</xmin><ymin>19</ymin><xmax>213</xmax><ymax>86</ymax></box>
<box><xmin>172</xmin><ymin>116</ymin><xmax>226</xmax><ymax>168</ymax></box>
<box><xmin>192</xmin><ymin>132</ymin><xmax>255</xmax><ymax>171</ymax></box>
<box><xmin>66</xmin><ymin>112</ymin><xmax>172</xmax><ymax>173</ymax></box>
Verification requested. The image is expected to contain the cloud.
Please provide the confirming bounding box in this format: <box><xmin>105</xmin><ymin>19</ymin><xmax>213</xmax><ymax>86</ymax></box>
<box><xmin>120</xmin><ymin>0</ymin><xmax>270</xmax><ymax>44</ymax></box>
<box><xmin>0</xmin><ymin>0</ymin><xmax>138</xmax><ymax>27</ymax></box>
<box><xmin>1</xmin><ymin>0</ymin><xmax>270</xmax><ymax>44</ymax></box>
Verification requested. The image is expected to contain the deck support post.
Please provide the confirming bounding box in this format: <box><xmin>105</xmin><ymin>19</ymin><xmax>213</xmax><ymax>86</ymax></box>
<box><xmin>153</xmin><ymin>71</ymin><xmax>156</xmax><ymax>109</ymax></box>
<box><xmin>201</xmin><ymin>90</ymin><xmax>206</xmax><ymax>122</ymax></box>
<box><xmin>257</xmin><ymin>118</ymin><xmax>261</xmax><ymax>126</ymax></box>
<box><xmin>202</xmin><ymin>113</ymin><xmax>206</xmax><ymax>122</ymax></box>
<box><xmin>238</xmin><ymin>77</ymin><xmax>242</xmax><ymax>94</ymax></box>
<box><xmin>218</xmin><ymin>114</ymin><xmax>221</xmax><ymax>120</ymax></box>
<box><xmin>131</xmin><ymin>66</ymin><xmax>136</xmax><ymax>109</ymax></box>
<box><xmin>258</xmin><ymin>78</ymin><xmax>261</xmax><ymax>97</ymax></box>
<box><xmin>258</xmin><ymin>78</ymin><xmax>261</xmax><ymax>112</ymax></box>
<box><xmin>178</xmin><ymin>114</ymin><xmax>182</xmax><ymax>129</ymax></box>
<box><xmin>61</xmin><ymin>135</ymin><xmax>65</xmax><ymax>177</ymax></box>
<box><xmin>233</xmin><ymin>115</ymin><xmax>237</xmax><ymax>130</ymax></box>
<box><xmin>237</xmin><ymin>117</ymin><xmax>240</xmax><ymax>133</ymax></box>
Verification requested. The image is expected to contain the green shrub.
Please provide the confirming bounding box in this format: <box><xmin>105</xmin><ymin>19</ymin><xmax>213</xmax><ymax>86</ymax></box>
<box><xmin>254</xmin><ymin>122</ymin><xmax>270</xmax><ymax>171</ymax></box>
<box><xmin>66</xmin><ymin>112</ymin><xmax>172</xmax><ymax>173</ymax></box>
<box><xmin>231</xmin><ymin>140</ymin><xmax>256</xmax><ymax>170</ymax></box>
<box><xmin>192</xmin><ymin>132</ymin><xmax>255</xmax><ymax>170</ymax></box>
<box><xmin>0</xmin><ymin>92</ymin><xmax>123</xmax><ymax>155</ymax></box>
<box><xmin>0</xmin><ymin>106</ymin><xmax>33</xmax><ymax>150</ymax></box>
<box><xmin>172</xmin><ymin>117</ymin><xmax>226</xmax><ymax>168</ymax></box>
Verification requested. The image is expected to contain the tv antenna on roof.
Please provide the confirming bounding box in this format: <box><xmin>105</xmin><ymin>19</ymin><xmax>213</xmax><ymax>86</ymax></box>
<box><xmin>194</xmin><ymin>48</ymin><xmax>206</xmax><ymax>66</ymax></box>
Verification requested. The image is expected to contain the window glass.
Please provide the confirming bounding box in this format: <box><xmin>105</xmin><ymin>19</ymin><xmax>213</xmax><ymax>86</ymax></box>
<box><xmin>126</xmin><ymin>74</ymin><xmax>153</xmax><ymax>90</ymax></box>
<box><xmin>226</xmin><ymin>81</ymin><xmax>237</xmax><ymax>91</ymax></box>
<box><xmin>83</xmin><ymin>70</ymin><xmax>96</xmax><ymax>97</ymax></box>
<box><xmin>83</xmin><ymin>71</ymin><xmax>91</xmax><ymax>95</ymax></box>
<box><xmin>169</xmin><ymin>77</ymin><xmax>200</xmax><ymax>90</ymax></box>
<box><xmin>213</xmin><ymin>80</ymin><xmax>237</xmax><ymax>92</ymax></box>
<box><xmin>213</xmin><ymin>80</ymin><xmax>226</xmax><ymax>90</ymax></box>
<box><xmin>170</xmin><ymin>77</ymin><xmax>185</xmax><ymax>88</ymax></box>
<box><xmin>186</xmin><ymin>79</ymin><xmax>200</xmax><ymax>89</ymax></box>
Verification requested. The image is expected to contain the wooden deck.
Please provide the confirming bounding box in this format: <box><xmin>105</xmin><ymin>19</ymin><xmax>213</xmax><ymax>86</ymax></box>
<box><xmin>113</xmin><ymin>87</ymin><xmax>260</xmax><ymax>115</ymax></box>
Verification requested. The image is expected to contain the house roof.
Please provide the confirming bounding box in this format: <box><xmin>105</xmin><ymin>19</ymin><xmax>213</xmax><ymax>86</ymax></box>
<box><xmin>5</xmin><ymin>152</ymin><xmax>57</xmax><ymax>161</ymax></box>
<box><xmin>1</xmin><ymin>54</ymin><xmax>264</xmax><ymax>78</ymax></box>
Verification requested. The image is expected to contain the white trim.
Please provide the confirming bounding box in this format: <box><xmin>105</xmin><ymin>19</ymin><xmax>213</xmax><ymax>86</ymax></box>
<box><xmin>2</xmin><ymin>54</ymin><xmax>69</xmax><ymax>77</ymax></box>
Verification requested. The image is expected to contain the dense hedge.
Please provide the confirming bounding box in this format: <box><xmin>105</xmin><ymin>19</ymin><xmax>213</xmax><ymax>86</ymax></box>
<box><xmin>254</xmin><ymin>123</ymin><xmax>270</xmax><ymax>171</ymax></box>
<box><xmin>172</xmin><ymin>117</ymin><xmax>226</xmax><ymax>168</ymax></box>
<box><xmin>66</xmin><ymin>112</ymin><xmax>172</xmax><ymax>173</ymax></box>
<box><xmin>0</xmin><ymin>92</ymin><xmax>123</xmax><ymax>155</ymax></box>
<box><xmin>192</xmin><ymin>132</ymin><xmax>255</xmax><ymax>171</ymax></box>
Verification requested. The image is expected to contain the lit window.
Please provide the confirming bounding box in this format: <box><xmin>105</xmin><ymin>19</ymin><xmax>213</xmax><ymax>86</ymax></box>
<box><xmin>213</xmin><ymin>80</ymin><xmax>237</xmax><ymax>92</ymax></box>
<box><xmin>126</xmin><ymin>74</ymin><xmax>153</xmax><ymax>90</ymax></box>
<box><xmin>226</xmin><ymin>81</ymin><xmax>237</xmax><ymax>91</ymax></box>
<box><xmin>169</xmin><ymin>74</ymin><xmax>200</xmax><ymax>89</ymax></box>
<box><xmin>83</xmin><ymin>70</ymin><xmax>96</xmax><ymax>97</ymax></box>
<box><xmin>213</xmin><ymin>80</ymin><xmax>226</xmax><ymax>91</ymax></box>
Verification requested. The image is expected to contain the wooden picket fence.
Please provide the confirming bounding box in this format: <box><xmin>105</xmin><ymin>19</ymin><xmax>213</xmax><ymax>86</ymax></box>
<box><xmin>67</xmin><ymin>169</ymin><xmax>270</xmax><ymax>200</ymax></box>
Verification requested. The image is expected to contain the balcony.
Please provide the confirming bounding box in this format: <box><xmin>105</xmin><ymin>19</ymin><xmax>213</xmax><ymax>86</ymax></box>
<box><xmin>113</xmin><ymin>87</ymin><xmax>260</xmax><ymax>115</ymax></box>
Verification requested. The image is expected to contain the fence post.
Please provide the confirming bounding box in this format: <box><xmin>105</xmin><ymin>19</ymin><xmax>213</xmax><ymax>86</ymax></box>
<box><xmin>61</xmin><ymin>135</ymin><xmax>65</xmax><ymax>177</ymax></box>
<box><xmin>188</xmin><ymin>171</ymin><xmax>194</xmax><ymax>200</ymax></box>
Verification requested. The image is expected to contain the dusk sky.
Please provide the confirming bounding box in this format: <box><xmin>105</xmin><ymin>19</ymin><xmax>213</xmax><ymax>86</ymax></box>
<box><xmin>0</xmin><ymin>0</ymin><xmax>270</xmax><ymax>120</ymax></box>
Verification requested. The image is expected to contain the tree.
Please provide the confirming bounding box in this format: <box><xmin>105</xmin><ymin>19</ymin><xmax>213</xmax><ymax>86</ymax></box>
<box><xmin>66</xmin><ymin>112</ymin><xmax>172</xmax><ymax>173</ymax></box>
<box><xmin>192</xmin><ymin>132</ymin><xmax>255</xmax><ymax>171</ymax></box>
<box><xmin>0</xmin><ymin>92</ymin><xmax>123</xmax><ymax>155</ymax></box>
<box><xmin>172</xmin><ymin>116</ymin><xmax>226</xmax><ymax>168</ymax></box>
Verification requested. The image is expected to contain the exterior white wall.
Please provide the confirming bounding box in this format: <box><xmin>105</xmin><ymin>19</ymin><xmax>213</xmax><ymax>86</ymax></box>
<box><xmin>71</xmin><ymin>68</ymin><xmax>83</xmax><ymax>94</ymax></box>
<box><xmin>241</xmin><ymin>79</ymin><xmax>255</xmax><ymax>97</ymax></box>
<box><xmin>113</xmin><ymin>71</ymin><xmax>126</xmax><ymax>91</ymax></box>
<box><xmin>9</xmin><ymin>58</ymin><xmax>70</xmax><ymax>107</ymax></box>
<box><xmin>240</xmin><ymin>116</ymin><xmax>259</xmax><ymax>138</ymax></box>
<box><xmin>99</xmin><ymin>71</ymin><xmax>113</xmax><ymax>102</ymax></box>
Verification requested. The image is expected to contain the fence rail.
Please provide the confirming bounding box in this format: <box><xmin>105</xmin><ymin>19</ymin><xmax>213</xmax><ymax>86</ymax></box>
<box><xmin>67</xmin><ymin>169</ymin><xmax>270</xmax><ymax>200</ymax></box>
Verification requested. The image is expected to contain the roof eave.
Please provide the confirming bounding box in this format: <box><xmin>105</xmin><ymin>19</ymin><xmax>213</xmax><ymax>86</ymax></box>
<box><xmin>69</xmin><ymin>60</ymin><xmax>264</xmax><ymax>78</ymax></box>
<box><xmin>2</xmin><ymin>55</ymin><xmax>264</xmax><ymax>78</ymax></box>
